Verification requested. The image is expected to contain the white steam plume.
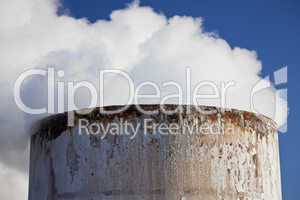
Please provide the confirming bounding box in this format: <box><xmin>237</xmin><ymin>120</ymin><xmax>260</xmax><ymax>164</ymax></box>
<box><xmin>0</xmin><ymin>0</ymin><xmax>287</xmax><ymax>199</ymax></box>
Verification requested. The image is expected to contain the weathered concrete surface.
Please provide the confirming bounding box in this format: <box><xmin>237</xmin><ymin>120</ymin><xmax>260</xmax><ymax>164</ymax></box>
<box><xmin>29</xmin><ymin>105</ymin><xmax>281</xmax><ymax>200</ymax></box>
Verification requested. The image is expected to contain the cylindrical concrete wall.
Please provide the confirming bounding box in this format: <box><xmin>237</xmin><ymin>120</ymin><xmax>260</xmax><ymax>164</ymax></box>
<box><xmin>29</xmin><ymin>105</ymin><xmax>281</xmax><ymax>200</ymax></box>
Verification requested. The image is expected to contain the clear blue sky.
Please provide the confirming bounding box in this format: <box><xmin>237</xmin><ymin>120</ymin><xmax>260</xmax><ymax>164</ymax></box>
<box><xmin>62</xmin><ymin>0</ymin><xmax>299</xmax><ymax>198</ymax></box>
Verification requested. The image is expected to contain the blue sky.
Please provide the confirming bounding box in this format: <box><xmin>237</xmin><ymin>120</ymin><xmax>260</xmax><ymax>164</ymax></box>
<box><xmin>62</xmin><ymin>0</ymin><xmax>299</xmax><ymax>198</ymax></box>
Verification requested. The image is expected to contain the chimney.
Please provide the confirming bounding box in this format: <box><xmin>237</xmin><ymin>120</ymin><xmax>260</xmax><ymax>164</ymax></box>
<box><xmin>29</xmin><ymin>105</ymin><xmax>281</xmax><ymax>200</ymax></box>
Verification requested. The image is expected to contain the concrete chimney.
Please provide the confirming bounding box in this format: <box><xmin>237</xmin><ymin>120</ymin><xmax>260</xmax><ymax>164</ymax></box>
<box><xmin>29</xmin><ymin>105</ymin><xmax>281</xmax><ymax>200</ymax></box>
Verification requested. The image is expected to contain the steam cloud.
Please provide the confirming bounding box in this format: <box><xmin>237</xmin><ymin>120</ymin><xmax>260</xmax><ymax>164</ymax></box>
<box><xmin>0</xmin><ymin>0</ymin><xmax>287</xmax><ymax>199</ymax></box>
